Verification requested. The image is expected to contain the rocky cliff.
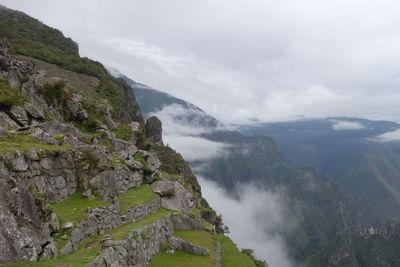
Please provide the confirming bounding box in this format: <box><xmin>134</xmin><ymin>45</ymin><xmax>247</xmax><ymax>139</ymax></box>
<box><xmin>0</xmin><ymin>5</ymin><xmax>262</xmax><ymax>267</ymax></box>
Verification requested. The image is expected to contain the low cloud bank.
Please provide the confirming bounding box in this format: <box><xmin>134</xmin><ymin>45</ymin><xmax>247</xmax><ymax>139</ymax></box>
<box><xmin>370</xmin><ymin>129</ymin><xmax>400</xmax><ymax>142</ymax></box>
<box><xmin>150</xmin><ymin>104</ymin><xmax>230</xmax><ymax>161</ymax></box>
<box><xmin>330</xmin><ymin>120</ymin><xmax>366</xmax><ymax>130</ymax></box>
<box><xmin>198</xmin><ymin>176</ymin><xmax>294</xmax><ymax>267</ymax></box>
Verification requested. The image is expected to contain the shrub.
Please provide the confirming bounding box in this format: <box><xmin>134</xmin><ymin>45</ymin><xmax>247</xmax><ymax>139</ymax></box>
<box><xmin>85</xmin><ymin>119</ymin><xmax>102</xmax><ymax>132</ymax></box>
<box><xmin>162</xmin><ymin>188</ymin><xmax>175</xmax><ymax>198</ymax></box>
<box><xmin>114</xmin><ymin>124</ymin><xmax>132</xmax><ymax>141</ymax></box>
<box><xmin>38</xmin><ymin>80</ymin><xmax>69</xmax><ymax>105</ymax></box>
<box><xmin>53</xmin><ymin>134</ymin><xmax>65</xmax><ymax>143</ymax></box>
<box><xmin>0</xmin><ymin>78</ymin><xmax>25</xmax><ymax>109</ymax></box>
<box><xmin>143</xmin><ymin>167</ymin><xmax>154</xmax><ymax>176</ymax></box>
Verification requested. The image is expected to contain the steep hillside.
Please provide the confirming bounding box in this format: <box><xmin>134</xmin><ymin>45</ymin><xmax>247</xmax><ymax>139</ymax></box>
<box><xmin>127</xmin><ymin>78</ymin><xmax>365</xmax><ymax>263</ymax></box>
<box><xmin>307</xmin><ymin>223</ymin><xmax>400</xmax><ymax>266</ymax></box>
<box><xmin>0</xmin><ymin>6</ymin><xmax>260</xmax><ymax>267</ymax></box>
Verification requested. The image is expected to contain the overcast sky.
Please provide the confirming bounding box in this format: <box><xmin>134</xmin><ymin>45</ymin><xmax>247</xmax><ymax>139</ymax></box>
<box><xmin>3</xmin><ymin>0</ymin><xmax>400</xmax><ymax>125</ymax></box>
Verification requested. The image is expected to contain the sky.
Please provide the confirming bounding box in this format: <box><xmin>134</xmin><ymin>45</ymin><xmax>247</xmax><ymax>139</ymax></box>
<box><xmin>2</xmin><ymin>0</ymin><xmax>400</xmax><ymax>125</ymax></box>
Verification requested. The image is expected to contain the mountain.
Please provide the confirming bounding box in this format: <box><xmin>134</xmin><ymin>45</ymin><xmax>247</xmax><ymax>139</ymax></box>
<box><xmin>0</xmin><ymin>6</ymin><xmax>261</xmax><ymax>267</ymax></box>
<box><xmin>124</xmin><ymin>76</ymin><xmax>222</xmax><ymax>129</ymax></box>
<box><xmin>240</xmin><ymin>118</ymin><xmax>400</xmax><ymax>226</ymax></box>
<box><xmin>127</xmin><ymin>78</ymin><xmax>367</xmax><ymax>263</ymax></box>
<box><xmin>307</xmin><ymin>223</ymin><xmax>400</xmax><ymax>266</ymax></box>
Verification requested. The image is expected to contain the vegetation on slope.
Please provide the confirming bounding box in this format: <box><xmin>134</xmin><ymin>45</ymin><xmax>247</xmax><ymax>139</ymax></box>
<box><xmin>0</xmin><ymin>5</ymin><xmax>142</xmax><ymax>123</ymax></box>
<box><xmin>117</xmin><ymin>184</ymin><xmax>159</xmax><ymax>214</ymax></box>
<box><xmin>215</xmin><ymin>235</ymin><xmax>258</xmax><ymax>267</ymax></box>
<box><xmin>150</xmin><ymin>230</ymin><xmax>216</xmax><ymax>267</ymax></box>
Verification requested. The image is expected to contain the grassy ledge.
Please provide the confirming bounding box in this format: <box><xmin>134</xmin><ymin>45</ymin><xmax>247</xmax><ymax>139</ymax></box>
<box><xmin>215</xmin><ymin>234</ymin><xmax>257</xmax><ymax>267</ymax></box>
<box><xmin>108</xmin><ymin>208</ymin><xmax>172</xmax><ymax>240</ymax></box>
<box><xmin>117</xmin><ymin>184</ymin><xmax>159</xmax><ymax>214</ymax></box>
<box><xmin>50</xmin><ymin>191</ymin><xmax>111</xmax><ymax>225</ymax></box>
<box><xmin>0</xmin><ymin>135</ymin><xmax>72</xmax><ymax>154</ymax></box>
<box><xmin>150</xmin><ymin>230</ymin><xmax>216</xmax><ymax>267</ymax></box>
<box><xmin>4</xmin><ymin>209</ymin><xmax>174</xmax><ymax>267</ymax></box>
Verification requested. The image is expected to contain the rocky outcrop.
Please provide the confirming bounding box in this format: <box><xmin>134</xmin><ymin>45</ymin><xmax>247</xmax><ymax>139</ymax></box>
<box><xmin>152</xmin><ymin>180</ymin><xmax>194</xmax><ymax>212</ymax></box>
<box><xmin>0</xmin><ymin>172</ymin><xmax>56</xmax><ymax>264</ymax></box>
<box><xmin>145</xmin><ymin>116</ymin><xmax>163</xmax><ymax>145</ymax></box>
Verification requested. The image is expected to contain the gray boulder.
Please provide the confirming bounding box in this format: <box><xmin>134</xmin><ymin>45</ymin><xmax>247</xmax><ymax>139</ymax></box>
<box><xmin>24</xmin><ymin>103</ymin><xmax>45</xmax><ymax>120</ymax></box>
<box><xmin>152</xmin><ymin>181</ymin><xmax>193</xmax><ymax>212</ymax></box>
<box><xmin>10</xmin><ymin>105</ymin><xmax>29</xmax><ymax>126</ymax></box>
<box><xmin>145</xmin><ymin>116</ymin><xmax>163</xmax><ymax>145</ymax></box>
<box><xmin>0</xmin><ymin>111</ymin><xmax>18</xmax><ymax>129</ymax></box>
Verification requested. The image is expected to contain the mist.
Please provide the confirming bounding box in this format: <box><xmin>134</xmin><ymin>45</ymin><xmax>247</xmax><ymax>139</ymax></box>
<box><xmin>198</xmin><ymin>176</ymin><xmax>294</xmax><ymax>267</ymax></box>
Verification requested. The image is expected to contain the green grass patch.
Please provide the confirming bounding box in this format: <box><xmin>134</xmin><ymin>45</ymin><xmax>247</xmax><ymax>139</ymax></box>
<box><xmin>0</xmin><ymin>135</ymin><xmax>72</xmax><ymax>154</ymax></box>
<box><xmin>117</xmin><ymin>184</ymin><xmax>159</xmax><ymax>214</ymax></box>
<box><xmin>107</xmin><ymin>208</ymin><xmax>172</xmax><ymax>240</ymax></box>
<box><xmin>113</xmin><ymin>124</ymin><xmax>132</xmax><ymax>141</ymax></box>
<box><xmin>50</xmin><ymin>191</ymin><xmax>110</xmax><ymax>225</ymax></box>
<box><xmin>215</xmin><ymin>235</ymin><xmax>257</xmax><ymax>267</ymax></box>
<box><xmin>0</xmin><ymin>78</ymin><xmax>25</xmax><ymax>109</ymax></box>
<box><xmin>150</xmin><ymin>230</ymin><xmax>216</xmax><ymax>267</ymax></box>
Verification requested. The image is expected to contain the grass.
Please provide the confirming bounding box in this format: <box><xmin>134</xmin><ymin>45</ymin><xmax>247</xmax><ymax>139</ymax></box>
<box><xmin>150</xmin><ymin>230</ymin><xmax>216</xmax><ymax>267</ymax></box>
<box><xmin>117</xmin><ymin>184</ymin><xmax>159</xmax><ymax>214</ymax></box>
<box><xmin>215</xmin><ymin>235</ymin><xmax>257</xmax><ymax>267</ymax></box>
<box><xmin>107</xmin><ymin>208</ymin><xmax>172</xmax><ymax>240</ymax></box>
<box><xmin>50</xmin><ymin>191</ymin><xmax>110</xmax><ymax>225</ymax></box>
<box><xmin>4</xmin><ymin>208</ymin><xmax>175</xmax><ymax>267</ymax></box>
<box><xmin>0</xmin><ymin>78</ymin><xmax>25</xmax><ymax>109</ymax></box>
<box><xmin>0</xmin><ymin>135</ymin><xmax>72</xmax><ymax>154</ymax></box>
<box><xmin>113</xmin><ymin>124</ymin><xmax>132</xmax><ymax>141</ymax></box>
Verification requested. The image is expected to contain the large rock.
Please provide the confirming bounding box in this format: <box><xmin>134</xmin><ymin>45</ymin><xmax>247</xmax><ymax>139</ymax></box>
<box><xmin>0</xmin><ymin>175</ymin><xmax>51</xmax><ymax>264</ymax></box>
<box><xmin>7</xmin><ymin>66</ymin><xmax>23</xmax><ymax>88</ymax></box>
<box><xmin>151</xmin><ymin>181</ymin><xmax>193</xmax><ymax>212</ymax></box>
<box><xmin>9</xmin><ymin>105</ymin><xmax>29</xmax><ymax>126</ymax></box>
<box><xmin>0</xmin><ymin>112</ymin><xmax>18</xmax><ymax>129</ymax></box>
<box><xmin>145</xmin><ymin>116</ymin><xmax>163</xmax><ymax>145</ymax></box>
<box><xmin>24</xmin><ymin>103</ymin><xmax>45</xmax><ymax>120</ymax></box>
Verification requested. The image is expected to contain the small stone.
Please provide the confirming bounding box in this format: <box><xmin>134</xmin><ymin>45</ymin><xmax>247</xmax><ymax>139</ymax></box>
<box><xmin>61</xmin><ymin>234</ymin><xmax>68</xmax><ymax>240</ymax></box>
<box><xmin>166</xmin><ymin>248</ymin><xmax>175</xmax><ymax>254</ymax></box>
<box><xmin>62</xmin><ymin>222</ymin><xmax>74</xmax><ymax>230</ymax></box>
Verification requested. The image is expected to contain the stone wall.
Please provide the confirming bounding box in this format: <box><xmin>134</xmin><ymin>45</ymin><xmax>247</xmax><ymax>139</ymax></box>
<box><xmin>60</xmin><ymin>197</ymin><xmax>161</xmax><ymax>257</ymax></box>
<box><xmin>87</xmin><ymin>216</ymin><xmax>173</xmax><ymax>267</ymax></box>
<box><xmin>126</xmin><ymin>197</ymin><xmax>161</xmax><ymax>223</ymax></box>
<box><xmin>0</xmin><ymin>150</ymin><xmax>80</xmax><ymax>202</ymax></box>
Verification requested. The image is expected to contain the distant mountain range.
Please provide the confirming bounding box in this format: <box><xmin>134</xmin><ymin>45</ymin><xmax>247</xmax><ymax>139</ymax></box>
<box><xmin>240</xmin><ymin>118</ymin><xmax>400</xmax><ymax>226</ymax></box>
<box><xmin>123</xmin><ymin>76</ymin><xmax>370</xmax><ymax>264</ymax></box>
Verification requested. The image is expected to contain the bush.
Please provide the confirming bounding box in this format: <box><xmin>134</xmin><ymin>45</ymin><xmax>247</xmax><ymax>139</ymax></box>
<box><xmin>38</xmin><ymin>80</ymin><xmax>69</xmax><ymax>106</ymax></box>
<box><xmin>0</xmin><ymin>78</ymin><xmax>25</xmax><ymax>109</ymax></box>
<box><xmin>114</xmin><ymin>125</ymin><xmax>132</xmax><ymax>141</ymax></box>
<box><xmin>85</xmin><ymin>119</ymin><xmax>102</xmax><ymax>132</ymax></box>
<box><xmin>53</xmin><ymin>134</ymin><xmax>65</xmax><ymax>143</ymax></box>
<box><xmin>143</xmin><ymin>167</ymin><xmax>154</xmax><ymax>176</ymax></box>
<box><xmin>162</xmin><ymin>188</ymin><xmax>175</xmax><ymax>198</ymax></box>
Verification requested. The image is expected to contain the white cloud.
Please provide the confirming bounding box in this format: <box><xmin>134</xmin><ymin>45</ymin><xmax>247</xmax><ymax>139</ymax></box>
<box><xmin>330</xmin><ymin>120</ymin><xmax>366</xmax><ymax>130</ymax></box>
<box><xmin>164</xmin><ymin>135</ymin><xmax>229</xmax><ymax>161</ymax></box>
<box><xmin>3</xmin><ymin>0</ymin><xmax>400</xmax><ymax>124</ymax></box>
<box><xmin>198</xmin><ymin>176</ymin><xmax>293</xmax><ymax>267</ymax></box>
<box><xmin>149</xmin><ymin>104</ymin><xmax>230</xmax><ymax>161</ymax></box>
<box><xmin>370</xmin><ymin>129</ymin><xmax>400</xmax><ymax>142</ymax></box>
